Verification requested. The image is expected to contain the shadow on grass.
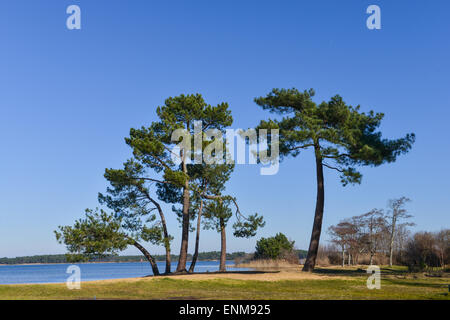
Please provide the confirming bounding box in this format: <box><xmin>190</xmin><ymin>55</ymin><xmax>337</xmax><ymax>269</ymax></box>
<box><xmin>312</xmin><ymin>268</ymin><xmax>366</xmax><ymax>276</ymax></box>
<box><xmin>312</xmin><ymin>266</ymin><xmax>410</xmax><ymax>277</ymax></box>
<box><xmin>380</xmin><ymin>267</ymin><xmax>410</xmax><ymax>275</ymax></box>
<box><xmin>382</xmin><ymin>278</ymin><xmax>449</xmax><ymax>289</ymax></box>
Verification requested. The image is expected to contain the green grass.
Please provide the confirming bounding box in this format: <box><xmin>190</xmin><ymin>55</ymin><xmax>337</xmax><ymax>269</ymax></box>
<box><xmin>1</xmin><ymin>267</ymin><xmax>449</xmax><ymax>300</ymax></box>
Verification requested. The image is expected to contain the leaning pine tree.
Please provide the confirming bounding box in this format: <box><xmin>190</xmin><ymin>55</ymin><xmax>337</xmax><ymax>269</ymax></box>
<box><xmin>55</xmin><ymin>208</ymin><xmax>164</xmax><ymax>275</ymax></box>
<box><xmin>98</xmin><ymin>159</ymin><xmax>173</xmax><ymax>274</ymax></box>
<box><xmin>254</xmin><ymin>88</ymin><xmax>415</xmax><ymax>271</ymax></box>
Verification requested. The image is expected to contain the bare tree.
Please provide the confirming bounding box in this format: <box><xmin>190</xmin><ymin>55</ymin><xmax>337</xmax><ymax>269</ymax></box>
<box><xmin>434</xmin><ymin>229</ymin><xmax>450</xmax><ymax>268</ymax></box>
<box><xmin>359</xmin><ymin>209</ymin><xmax>386</xmax><ymax>265</ymax></box>
<box><xmin>328</xmin><ymin>221</ymin><xmax>357</xmax><ymax>267</ymax></box>
<box><xmin>393</xmin><ymin>223</ymin><xmax>411</xmax><ymax>264</ymax></box>
<box><xmin>405</xmin><ymin>231</ymin><xmax>441</xmax><ymax>271</ymax></box>
<box><xmin>346</xmin><ymin>215</ymin><xmax>368</xmax><ymax>265</ymax></box>
<box><xmin>386</xmin><ymin>197</ymin><xmax>414</xmax><ymax>266</ymax></box>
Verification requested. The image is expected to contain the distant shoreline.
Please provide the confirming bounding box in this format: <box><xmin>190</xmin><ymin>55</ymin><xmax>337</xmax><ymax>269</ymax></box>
<box><xmin>0</xmin><ymin>252</ymin><xmax>249</xmax><ymax>266</ymax></box>
<box><xmin>0</xmin><ymin>259</ymin><xmax>226</xmax><ymax>267</ymax></box>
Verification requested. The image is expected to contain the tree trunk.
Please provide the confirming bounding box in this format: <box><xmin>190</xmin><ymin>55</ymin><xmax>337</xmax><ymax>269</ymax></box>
<box><xmin>348</xmin><ymin>253</ymin><xmax>351</xmax><ymax>266</ymax></box>
<box><xmin>133</xmin><ymin>240</ymin><xmax>160</xmax><ymax>276</ymax></box>
<box><xmin>148</xmin><ymin>197</ymin><xmax>171</xmax><ymax>274</ymax></box>
<box><xmin>189</xmin><ymin>199</ymin><xmax>204</xmax><ymax>273</ymax></box>
<box><xmin>342</xmin><ymin>247</ymin><xmax>345</xmax><ymax>267</ymax></box>
<box><xmin>389</xmin><ymin>218</ymin><xmax>396</xmax><ymax>267</ymax></box>
<box><xmin>369</xmin><ymin>253</ymin><xmax>374</xmax><ymax>266</ymax></box>
<box><xmin>176</xmin><ymin>149</ymin><xmax>190</xmax><ymax>273</ymax></box>
<box><xmin>219</xmin><ymin>217</ymin><xmax>227</xmax><ymax>272</ymax></box>
<box><xmin>176</xmin><ymin>186</ymin><xmax>190</xmax><ymax>273</ymax></box>
<box><xmin>302</xmin><ymin>145</ymin><xmax>325</xmax><ymax>272</ymax></box>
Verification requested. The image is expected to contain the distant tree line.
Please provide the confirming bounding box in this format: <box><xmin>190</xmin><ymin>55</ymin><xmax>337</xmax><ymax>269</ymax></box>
<box><xmin>0</xmin><ymin>251</ymin><xmax>248</xmax><ymax>265</ymax></box>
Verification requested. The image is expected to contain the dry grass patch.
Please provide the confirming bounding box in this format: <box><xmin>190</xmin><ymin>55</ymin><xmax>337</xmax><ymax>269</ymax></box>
<box><xmin>234</xmin><ymin>259</ymin><xmax>300</xmax><ymax>270</ymax></box>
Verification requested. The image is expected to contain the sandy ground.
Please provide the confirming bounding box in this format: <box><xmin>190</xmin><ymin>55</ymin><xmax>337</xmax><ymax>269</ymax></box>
<box><xmin>75</xmin><ymin>268</ymin><xmax>354</xmax><ymax>285</ymax></box>
<box><xmin>4</xmin><ymin>266</ymin><xmax>357</xmax><ymax>286</ymax></box>
<box><xmin>156</xmin><ymin>271</ymin><xmax>338</xmax><ymax>281</ymax></box>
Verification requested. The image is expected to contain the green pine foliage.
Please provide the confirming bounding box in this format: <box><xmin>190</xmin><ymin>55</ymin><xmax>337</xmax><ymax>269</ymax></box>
<box><xmin>54</xmin><ymin>209</ymin><xmax>131</xmax><ymax>262</ymax></box>
<box><xmin>254</xmin><ymin>233</ymin><xmax>296</xmax><ymax>260</ymax></box>
<box><xmin>254</xmin><ymin>88</ymin><xmax>415</xmax><ymax>185</ymax></box>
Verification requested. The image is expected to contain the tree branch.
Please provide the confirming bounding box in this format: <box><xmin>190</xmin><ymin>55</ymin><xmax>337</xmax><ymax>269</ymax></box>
<box><xmin>322</xmin><ymin>162</ymin><xmax>344</xmax><ymax>172</ymax></box>
<box><xmin>323</xmin><ymin>153</ymin><xmax>356</xmax><ymax>160</ymax></box>
<box><xmin>287</xmin><ymin>143</ymin><xmax>315</xmax><ymax>151</ymax></box>
<box><xmin>130</xmin><ymin>177</ymin><xmax>171</xmax><ymax>184</ymax></box>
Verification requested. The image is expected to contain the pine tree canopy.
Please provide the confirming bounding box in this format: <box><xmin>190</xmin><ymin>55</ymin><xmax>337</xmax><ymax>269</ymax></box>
<box><xmin>254</xmin><ymin>88</ymin><xmax>416</xmax><ymax>185</ymax></box>
<box><xmin>55</xmin><ymin>208</ymin><xmax>131</xmax><ymax>262</ymax></box>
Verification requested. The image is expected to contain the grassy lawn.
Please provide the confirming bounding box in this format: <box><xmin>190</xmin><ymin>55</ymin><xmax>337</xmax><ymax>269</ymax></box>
<box><xmin>0</xmin><ymin>266</ymin><xmax>449</xmax><ymax>300</ymax></box>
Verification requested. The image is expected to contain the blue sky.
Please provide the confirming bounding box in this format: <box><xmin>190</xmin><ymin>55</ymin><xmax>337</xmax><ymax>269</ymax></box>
<box><xmin>0</xmin><ymin>0</ymin><xmax>449</xmax><ymax>258</ymax></box>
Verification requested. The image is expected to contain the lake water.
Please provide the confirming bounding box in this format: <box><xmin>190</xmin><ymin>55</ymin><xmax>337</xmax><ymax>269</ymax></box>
<box><xmin>0</xmin><ymin>261</ymin><xmax>247</xmax><ymax>285</ymax></box>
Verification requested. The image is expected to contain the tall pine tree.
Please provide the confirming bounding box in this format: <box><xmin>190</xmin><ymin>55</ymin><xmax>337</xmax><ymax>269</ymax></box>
<box><xmin>254</xmin><ymin>88</ymin><xmax>415</xmax><ymax>271</ymax></box>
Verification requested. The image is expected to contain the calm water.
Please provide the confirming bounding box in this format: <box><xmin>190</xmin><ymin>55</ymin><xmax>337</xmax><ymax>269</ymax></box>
<box><xmin>0</xmin><ymin>261</ymin><xmax>247</xmax><ymax>285</ymax></box>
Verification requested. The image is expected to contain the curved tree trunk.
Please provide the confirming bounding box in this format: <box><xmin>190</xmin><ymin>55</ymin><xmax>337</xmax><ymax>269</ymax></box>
<box><xmin>137</xmin><ymin>184</ymin><xmax>172</xmax><ymax>274</ymax></box>
<box><xmin>153</xmin><ymin>203</ymin><xmax>171</xmax><ymax>274</ymax></box>
<box><xmin>132</xmin><ymin>240</ymin><xmax>160</xmax><ymax>276</ymax></box>
<box><xmin>219</xmin><ymin>217</ymin><xmax>227</xmax><ymax>272</ymax></box>
<box><xmin>189</xmin><ymin>199</ymin><xmax>204</xmax><ymax>273</ymax></box>
<box><xmin>302</xmin><ymin>145</ymin><xmax>324</xmax><ymax>272</ymax></box>
<box><xmin>146</xmin><ymin>195</ymin><xmax>171</xmax><ymax>274</ymax></box>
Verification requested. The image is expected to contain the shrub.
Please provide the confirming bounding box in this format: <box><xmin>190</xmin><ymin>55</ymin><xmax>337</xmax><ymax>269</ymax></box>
<box><xmin>254</xmin><ymin>233</ymin><xmax>295</xmax><ymax>260</ymax></box>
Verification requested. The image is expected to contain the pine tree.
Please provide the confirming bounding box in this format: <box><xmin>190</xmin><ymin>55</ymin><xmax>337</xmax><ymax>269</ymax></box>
<box><xmin>254</xmin><ymin>88</ymin><xmax>415</xmax><ymax>271</ymax></box>
<box><xmin>98</xmin><ymin>159</ymin><xmax>173</xmax><ymax>274</ymax></box>
<box><xmin>125</xmin><ymin>93</ymin><xmax>232</xmax><ymax>272</ymax></box>
<box><xmin>55</xmin><ymin>208</ymin><xmax>162</xmax><ymax>275</ymax></box>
